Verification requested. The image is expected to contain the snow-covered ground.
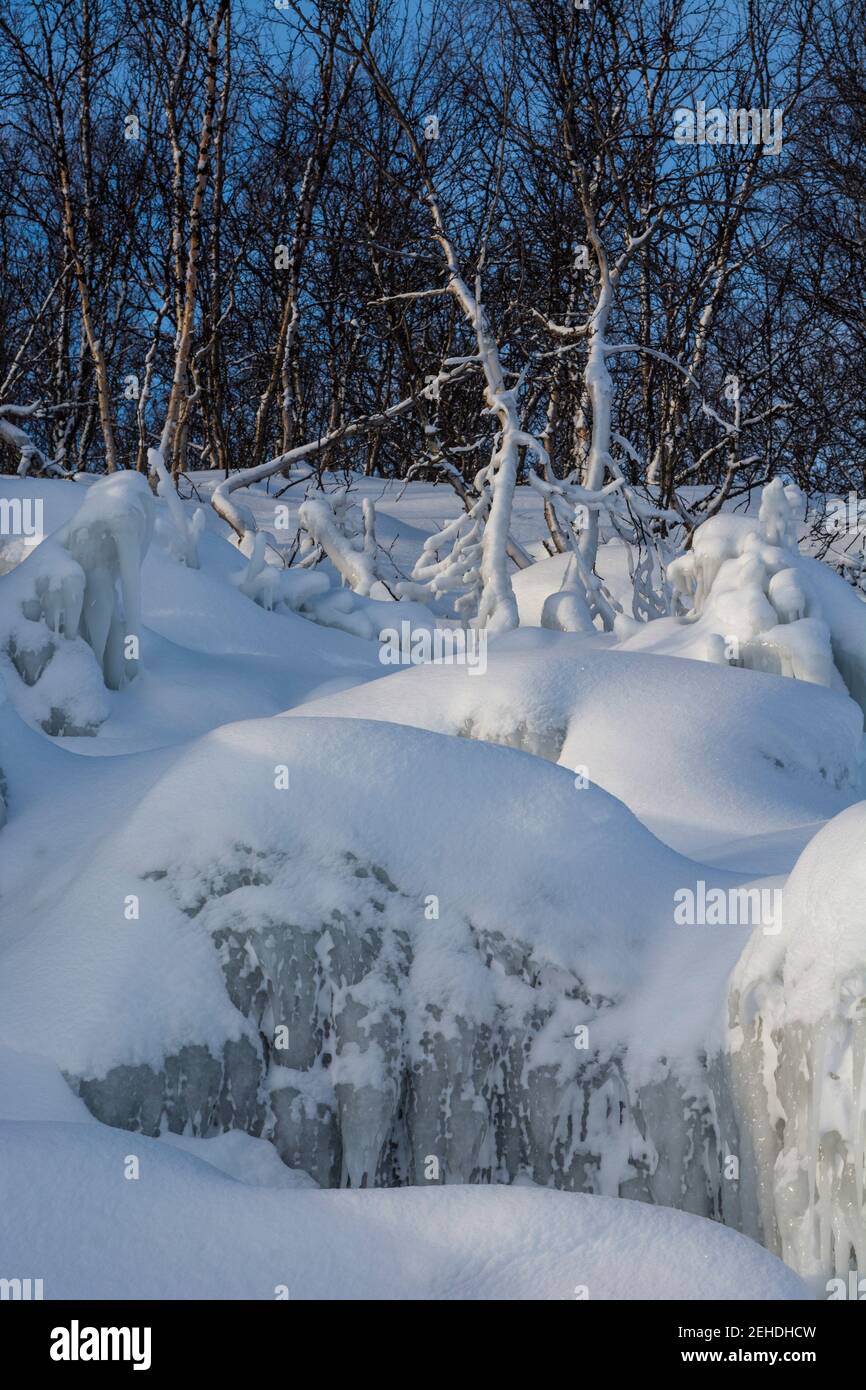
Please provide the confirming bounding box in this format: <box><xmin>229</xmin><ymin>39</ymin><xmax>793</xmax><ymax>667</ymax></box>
<box><xmin>0</xmin><ymin>1066</ymin><xmax>808</xmax><ymax>1300</ymax></box>
<box><xmin>0</xmin><ymin>469</ymin><xmax>863</xmax><ymax>1301</ymax></box>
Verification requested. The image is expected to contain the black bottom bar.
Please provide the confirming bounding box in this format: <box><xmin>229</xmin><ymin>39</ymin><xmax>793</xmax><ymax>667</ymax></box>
<box><xmin>2</xmin><ymin>1298</ymin><xmax>851</xmax><ymax>1375</ymax></box>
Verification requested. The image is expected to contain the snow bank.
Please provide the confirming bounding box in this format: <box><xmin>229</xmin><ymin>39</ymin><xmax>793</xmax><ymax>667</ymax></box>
<box><xmin>728</xmin><ymin>802</ymin><xmax>866</xmax><ymax>1287</ymax></box>
<box><xmin>0</xmin><ymin>1115</ymin><xmax>809</xmax><ymax>1300</ymax></box>
<box><xmin>0</xmin><ymin>713</ymin><xmax>754</xmax><ymax>1212</ymax></box>
<box><xmin>1</xmin><ymin>472</ymin><xmax>858</xmax><ymax>1295</ymax></box>
<box><xmin>0</xmin><ymin>476</ymin><xmax>384</xmax><ymax>753</ymax></box>
<box><xmin>289</xmin><ymin>628</ymin><xmax>863</xmax><ymax>868</ymax></box>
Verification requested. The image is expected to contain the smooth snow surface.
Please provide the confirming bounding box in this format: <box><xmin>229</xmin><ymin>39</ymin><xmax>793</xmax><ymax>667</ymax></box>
<box><xmin>0</xmin><ymin>1110</ymin><xmax>809</xmax><ymax>1300</ymax></box>
<box><xmin>290</xmin><ymin>628</ymin><xmax>862</xmax><ymax>869</ymax></box>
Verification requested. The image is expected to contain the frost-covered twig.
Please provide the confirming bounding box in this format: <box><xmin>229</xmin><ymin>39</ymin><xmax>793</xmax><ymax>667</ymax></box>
<box><xmin>345</xmin><ymin>25</ymin><xmax>546</xmax><ymax>631</ymax></box>
<box><xmin>0</xmin><ymin>404</ymin><xmax>72</xmax><ymax>478</ymax></box>
<box><xmin>210</xmin><ymin>362</ymin><xmax>476</xmax><ymax>549</ymax></box>
<box><xmin>297</xmin><ymin>491</ymin><xmax>384</xmax><ymax>596</ymax></box>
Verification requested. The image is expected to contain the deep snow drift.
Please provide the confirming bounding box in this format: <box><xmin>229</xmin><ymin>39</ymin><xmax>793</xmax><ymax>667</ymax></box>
<box><xmin>0</xmin><ymin>470</ymin><xmax>863</xmax><ymax>1300</ymax></box>
<box><xmin>0</xmin><ymin>714</ymin><xmax>751</xmax><ymax>1191</ymax></box>
<box><xmin>290</xmin><ymin>627</ymin><xmax>863</xmax><ymax>870</ymax></box>
<box><xmin>0</xmin><ymin>1095</ymin><xmax>808</xmax><ymax>1300</ymax></box>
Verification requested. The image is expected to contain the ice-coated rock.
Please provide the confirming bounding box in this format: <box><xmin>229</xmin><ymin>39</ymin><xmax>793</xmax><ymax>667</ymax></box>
<box><xmin>1</xmin><ymin>716</ymin><xmax>735</xmax><ymax>1215</ymax></box>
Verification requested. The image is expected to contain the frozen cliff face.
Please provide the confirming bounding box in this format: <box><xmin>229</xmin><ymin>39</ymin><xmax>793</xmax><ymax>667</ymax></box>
<box><xmin>0</xmin><ymin>473</ymin><xmax>153</xmax><ymax>734</ymax></box>
<box><xmin>728</xmin><ymin>802</ymin><xmax>866</xmax><ymax>1290</ymax></box>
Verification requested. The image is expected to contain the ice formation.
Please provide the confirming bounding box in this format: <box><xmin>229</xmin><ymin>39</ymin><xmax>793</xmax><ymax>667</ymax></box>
<box><xmin>728</xmin><ymin>802</ymin><xmax>866</xmax><ymax>1288</ymax></box>
<box><xmin>0</xmin><ymin>472</ymin><xmax>152</xmax><ymax>733</ymax></box>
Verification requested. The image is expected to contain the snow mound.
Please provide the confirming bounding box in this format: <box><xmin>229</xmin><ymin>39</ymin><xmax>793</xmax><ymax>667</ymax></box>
<box><xmin>512</xmin><ymin>543</ymin><xmax>637</xmax><ymax>629</ymax></box>
<box><xmin>289</xmin><ymin>628</ymin><xmax>863</xmax><ymax>868</ymax></box>
<box><xmin>0</xmin><ymin>1117</ymin><xmax>809</xmax><ymax>1299</ymax></box>
<box><xmin>226</xmin><ymin>489</ymin><xmax>443</xmax><ymax>643</ymax></box>
<box><xmin>0</xmin><ymin>476</ymin><xmax>385</xmax><ymax>753</ymax></box>
<box><xmin>621</xmin><ymin>480</ymin><xmax>866</xmax><ymax>717</ymax></box>
<box><xmin>1</xmin><ymin>472</ymin><xmax>858</xmax><ymax>1293</ymax></box>
<box><xmin>0</xmin><ymin>714</ymin><xmax>752</xmax><ymax>1208</ymax></box>
<box><xmin>729</xmin><ymin>801</ymin><xmax>866</xmax><ymax>1286</ymax></box>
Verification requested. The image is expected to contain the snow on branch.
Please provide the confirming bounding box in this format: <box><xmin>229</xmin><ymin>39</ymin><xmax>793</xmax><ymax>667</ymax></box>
<box><xmin>297</xmin><ymin>491</ymin><xmax>388</xmax><ymax>597</ymax></box>
<box><xmin>210</xmin><ymin>362</ymin><xmax>477</xmax><ymax>551</ymax></box>
<box><xmin>0</xmin><ymin>404</ymin><xmax>72</xmax><ymax>479</ymax></box>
